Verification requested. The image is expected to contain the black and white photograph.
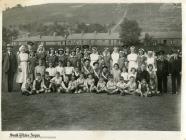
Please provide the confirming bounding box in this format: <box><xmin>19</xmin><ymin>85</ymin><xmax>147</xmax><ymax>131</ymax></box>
<box><xmin>1</xmin><ymin>1</ymin><xmax>182</xmax><ymax>134</ymax></box>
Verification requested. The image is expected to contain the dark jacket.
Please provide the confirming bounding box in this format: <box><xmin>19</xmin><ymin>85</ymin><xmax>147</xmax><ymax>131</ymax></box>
<box><xmin>136</xmin><ymin>70</ymin><xmax>150</xmax><ymax>83</ymax></box>
<box><xmin>168</xmin><ymin>56</ymin><xmax>181</xmax><ymax>75</ymax></box>
<box><xmin>156</xmin><ymin>59</ymin><xmax>169</xmax><ymax>76</ymax></box>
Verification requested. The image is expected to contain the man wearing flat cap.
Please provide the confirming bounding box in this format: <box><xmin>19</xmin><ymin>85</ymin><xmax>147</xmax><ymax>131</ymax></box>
<box><xmin>2</xmin><ymin>44</ymin><xmax>17</xmax><ymax>92</ymax></box>
<box><xmin>156</xmin><ymin>50</ymin><xmax>169</xmax><ymax>94</ymax></box>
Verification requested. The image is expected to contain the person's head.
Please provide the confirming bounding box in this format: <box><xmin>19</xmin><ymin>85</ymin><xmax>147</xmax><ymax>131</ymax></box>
<box><xmin>104</xmin><ymin>47</ymin><xmax>109</xmax><ymax>52</ymax></box>
<box><xmin>36</xmin><ymin>73</ymin><xmax>42</xmax><ymax>80</ymax></box>
<box><xmin>58</xmin><ymin>60</ymin><xmax>63</xmax><ymax>66</ymax></box>
<box><xmin>92</xmin><ymin>47</ymin><xmax>97</xmax><ymax>53</ymax></box>
<box><xmin>76</xmin><ymin>47</ymin><xmax>80</xmax><ymax>53</ymax></box>
<box><xmin>148</xmin><ymin>64</ymin><xmax>153</xmax><ymax>71</ymax></box>
<box><xmin>113</xmin><ymin>47</ymin><xmax>118</xmax><ymax>52</ymax></box>
<box><xmin>122</xmin><ymin>66</ymin><xmax>128</xmax><ymax>73</ymax></box>
<box><xmin>7</xmin><ymin>44</ymin><xmax>12</xmax><ymax>52</ymax></box>
<box><xmin>45</xmin><ymin>72</ymin><xmax>50</xmax><ymax>79</ymax></box>
<box><xmin>59</xmin><ymin>49</ymin><xmax>64</xmax><ymax>55</ymax></box>
<box><xmin>102</xmin><ymin>66</ymin><xmax>108</xmax><ymax>72</ymax></box>
<box><xmin>55</xmin><ymin>72</ymin><xmax>60</xmax><ymax>78</ymax></box>
<box><xmin>141</xmin><ymin>78</ymin><xmax>147</xmax><ymax>85</ymax></box>
<box><xmin>141</xmin><ymin>64</ymin><xmax>146</xmax><ymax>71</ymax></box>
<box><xmin>66</xmin><ymin>61</ymin><xmax>71</xmax><ymax>67</ymax></box>
<box><xmin>49</xmin><ymin>62</ymin><xmax>53</xmax><ymax>68</ymax></box>
<box><xmin>65</xmin><ymin>48</ymin><xmax>70</xmax><ymax>53</ymax></box>
<box><xmin>79</xmin><ymin>73</ymin><xmax>84</xmax><ymax>79</ymax></box>
<box><xmin>129</xmin><ymin>76</ymin><xmax>135</xmax><ymax>82</ymax></box>
<box><xmin>114</xmin><ymin>63</ymin><xmax>119</xmax><ymax>70</ymax></box>
<box><xmin>88</xmin><ymin>73</ymin><xmax>93</xmax><ymax>79</ymax></box>
<box><xmin>38</xmin><ymin>59</ymin><xmax>43</xmax><ymax>66</ymax></box>
<box><xmin>130</xmin><ymin>46</ymin><xmax>135</xmax><ymax>53</ymax></box>
<box><xmin>119</xmin><ymin>51</ymin><xmax>124</xmax><ymax>57</ymax></box>
<box><xmin>159</xmin><ymin>50</ymin><xmax>165</xmax><ymax>60</ymax></box>
<box><xmin>19</xmin><ymin>45</ymin><xmax>27</xmax><ymax>53</ymax></box>
<box><xmin>130</xmin><ymin>67</ymin><xmax>136</xmax><ymax>74</ymax></box>
<box><xmin>50</xmin><ymin>48</ymin><xmax>55</xmax><ymax>54</ymax></box>
<box><xmin>93</xmin><ymin>61</ymin><xmax>99</xmax><ymax>69</ymax></box>
<box><xmin>148</xmin><ymin>51</ymin><xmax>153</xmax><ymax>57</ymax></box>
<box><xmin>84</xmin><ymin>59</ymin><xmax>90</xmax><ymax>66</ymax></box>
<box><xmin>99</xmin><ymin>76</ymin><xmax>104</xmax><ymax>82</ymax></box>
<box><xmin>26</xmin><ymin>78</ymin><xmax>31</xmax><ymax>84</ymax></box>
<box><xmin>138</xmin><ymin>48</ymin><xmax>144</xmax><ymax>55</ymax></box>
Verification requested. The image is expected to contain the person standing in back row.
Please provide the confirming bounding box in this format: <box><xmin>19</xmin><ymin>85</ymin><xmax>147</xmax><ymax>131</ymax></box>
<box><xmin>2</xmin><ymin>44</ymin><xmax>17</xmax><ymax>92</ymax></box>
<box><xmin>156</xmin><ymin>50</ymin><xmax>169</xmax><ymax>94</ymax></box>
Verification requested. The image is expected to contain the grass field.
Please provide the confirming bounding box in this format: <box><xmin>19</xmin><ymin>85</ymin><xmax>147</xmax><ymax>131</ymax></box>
<box><xmin>1</xmin><ymin>91</ymin><xmax>181</xmax><ymax>131</ymax></box>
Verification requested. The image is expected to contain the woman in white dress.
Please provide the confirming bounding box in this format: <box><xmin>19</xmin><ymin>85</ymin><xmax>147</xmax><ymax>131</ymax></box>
<box><xmin>90</xmin><ymin>47</ymin><xmax>99</xmax><ymax>67</ymax></box>
<box><xmin>111</xmin><ymin>47</ymin><xmax>119</xmax><ymax>67</ymax></box>
<box><xmin>146</xmin><ymin>51</ymin><xmax>157</xmax><ymax>71</ymax></box>
<box><xmin>16</xmin><ymin>45</ymin><xmax>29</xmax><ymax>89</ymax></box>
<box><xmin>127</xmin><ymin>46</ymin><xmax>138</xmax><ymax>73</ymax></box>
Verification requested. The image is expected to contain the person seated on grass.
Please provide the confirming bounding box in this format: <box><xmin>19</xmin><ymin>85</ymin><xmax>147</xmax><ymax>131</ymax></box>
<box><xmin>85</xmin><ymin>73</ymin><xmax>96</xmax><ymax>93</ymax></box>
<box><xmin>72</xmin><ymin>67</ymin><xmax>80</xmax><ymax>80</ymax></box>
<box><xmin>149</xmin><ymin>78</ymin><xmax>160</xmax><ymax>96</ymax></box>
<box><xmin>121</xmin><ymin>66</ymin><xmax>129</xmax><ymax>83</ymax></box>
<box><xmin>96</xmin><ymin>76</ymin><xmax>107</xmax><ymax>94</ymax></box>
<box><xmin>76</xmin><ymin>73</ymin><xmax>86</xmax><ymax>93</ymax></box>
<box><xmin>137</xmin><ymin>78</ymin><xmax>150</xmax><ymax>97</ymax></box>
<box><xmin>125</xmin><ymin>75</ymin><xmax>138</xmax><ymax>95</ymax></box>
<box><xmin>59</xmin><ymin>76</ymin><xmax>70</xmax><ymax>93</ymax></box>
<box><xmin>128</xmin><ymin>67</ymin><xmax>137</xmax><ymax>80</ymax></box>
<box><xmin>101</xmin><ymin>65</ymin><xmax>110</xmax><ymax>83</ymax></box>
<box><xmin>42</xmin><ymin>72</ymin><xmax>52</xmax><ymax>93</ymax></box>
<box><xmin>55</xmin><ymin>60</ymin><xmax>65</xmax><ymax>79</ymax></box>
<box><xmin>64</xmin><ymin>61</ymin><xmax>74</xmax><ymax>80</ymax></box>
<box><xmin>106</xmin><ymin>75</ymin><xmax>118</xmax><ymax>95</ymax></box>
<box><xmin>116</xmin><ymin>76</ymin><xmax>128</xmax><ymax>96</ymax></box>
<box><xmin>21</xmin><ymin>78</ymin><xmax>33</xmax><ymax>96</ymax></box>
<box><xmin>46</xmin><ymin>62</ymin><xmax>57</xmax><ymax>79</ymax></box>
<box><xmin>50</xmin><ymin>72</ymin><xmax>63</xmax><ymax>93</ymax></box>
<box><xmin>111</xmin><ymin>63</ymin><xmax>121</xmax><ymax>83</ymax></box>
<box><xmin>32</xmin><ymin>73</ymin><xmax>44</xmax><ymax>94</ymax></box>
<box><xmin>68</xmin><ymin>75</ymin><xmax>77</xmax><ymax>93</ymax></box>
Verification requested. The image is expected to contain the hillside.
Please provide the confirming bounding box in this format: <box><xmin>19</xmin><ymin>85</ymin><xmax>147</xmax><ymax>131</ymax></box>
<box><xmin>3</xmin><ymin>3</ymin><xmax>181</xmax><ymax>32</ymax></box>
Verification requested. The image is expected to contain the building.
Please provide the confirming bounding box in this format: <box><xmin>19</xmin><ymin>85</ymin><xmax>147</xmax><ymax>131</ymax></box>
<box><xmin>12</xmin><ymin>31</ymin><xmax>181</xmax><ymax>47</ymax></box>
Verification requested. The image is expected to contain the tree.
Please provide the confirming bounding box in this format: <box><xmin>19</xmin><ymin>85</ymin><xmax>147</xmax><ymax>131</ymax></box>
<box><xmin>3</xmin><ymin>27</ymin><xmax>19</xmax><ymax>44</ymax></box>
<box><xmin>119</xmin><ymin>18</ymin><xmax>141</xmax><ymax>46</ymax></box>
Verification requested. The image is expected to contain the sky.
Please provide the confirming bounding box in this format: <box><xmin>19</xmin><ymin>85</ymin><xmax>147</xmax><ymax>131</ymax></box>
<box><xmin>0</xmin><ymin>0</ymin><xmax>181</xmax><ymax>10</ymax></box>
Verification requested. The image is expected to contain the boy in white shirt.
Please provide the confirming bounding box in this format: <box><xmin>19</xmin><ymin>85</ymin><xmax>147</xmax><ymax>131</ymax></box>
<box><xmin>46</xmin><ymin>62</ymin><xmax>57</xmax><ymax>78</ymax></box>
<box><xmin>50</xmin><ymin>72</ymin><xmax>63</xmax><ymax>92</ymax></box>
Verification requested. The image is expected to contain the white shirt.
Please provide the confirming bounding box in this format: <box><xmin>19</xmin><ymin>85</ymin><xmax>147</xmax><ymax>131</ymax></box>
<box><xmin>111</xmin><ymin>52</ymin><xmax>119</xmax><ymax>66</ymax></box>
<box><xmin>65</xmin><ymin>67</ymin><xmax>74</xmax><ymax>75</ymax></box>
<box><xmin>55</xmin><ymin>66</ymin><xmax>65</xmax><ymax>76</ymax></box>
<box><xmin>46</xmin><ymin>67</ymin><xmax>57</xmax><ymax>77</ymax></box>
<box><xmin>50</xmin><ymin>76</ymin><xmax>62</xmax><ymax>85</ymax></box>
<box><xmin>121</xmin><ymin>72</ymin><xmax>129</xmax><ymax>81</ymax></box>
<box><xmin>90</xmin><ymin>53</ymin><xmax>99</xmax><ymax>66</ymax></box>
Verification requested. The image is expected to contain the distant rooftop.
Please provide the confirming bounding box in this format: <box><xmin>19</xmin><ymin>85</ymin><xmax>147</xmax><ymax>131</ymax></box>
<box><xmin>14</xmin><ymin>31</ymin><xmax>181</xmax><ymax>42</ymax></box>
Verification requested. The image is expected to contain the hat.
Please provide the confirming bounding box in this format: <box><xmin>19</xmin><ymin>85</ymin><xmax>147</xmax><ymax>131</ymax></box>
<box><xmin>130</xmin><ymin>46</ymin><xmax>135</xmax><ymax>49</ymax></box>
<box><xmin>139</xmin><ymin>48</ymin><xmax>144</xmax><ymax>52</ymax></box>
<box><xmin>93</xmin><ymin>61</ymin><xmax>99</xmax><ymax>66</ymax></box>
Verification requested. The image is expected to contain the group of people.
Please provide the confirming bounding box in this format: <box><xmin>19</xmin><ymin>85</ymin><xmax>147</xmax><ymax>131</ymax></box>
<box><xmin>2</xmin><ymin>43</ymin><xmax>182</xmax><ymax>97</ymax></box>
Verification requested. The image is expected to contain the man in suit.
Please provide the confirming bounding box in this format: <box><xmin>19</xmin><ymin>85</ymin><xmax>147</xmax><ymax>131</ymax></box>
<box><xmin>169</xmin><ymin>50</ymin><xmax>182</xmax><ymax>94</ymax></box>
<box><xmin>2</xmin><ymin>44</ymin><xmax>17</xmax><ymax>92</ymax></box>
<box><xmin>156</xmin><ymin>50</ymin><xmax>169</xmax><ymax>94</ymax></box>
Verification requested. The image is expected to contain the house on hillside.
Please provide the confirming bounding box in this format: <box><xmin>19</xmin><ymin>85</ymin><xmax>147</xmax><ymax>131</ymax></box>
<box><xmin>12</xmin><ymin>31</ymin><xmax>181</xmax><ymax>47</ymax></box>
